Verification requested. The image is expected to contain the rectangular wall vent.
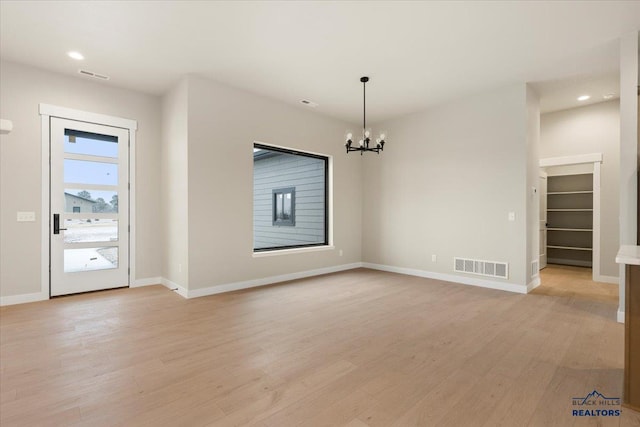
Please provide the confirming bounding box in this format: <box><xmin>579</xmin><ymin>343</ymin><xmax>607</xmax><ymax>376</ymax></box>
<box><xmin>78</xmin><ymin>69</ymin><xmax>110</xmax><ymax>80</ymax></box>
<box><xmin>454</xmin><ymin>257</ymin><xmax>508</xmax><ymax>279</ymax></box>
<box><xmin>531</xmin><ymin>260</ymin><xmax>539</xmax><ymax>277</ymax></box>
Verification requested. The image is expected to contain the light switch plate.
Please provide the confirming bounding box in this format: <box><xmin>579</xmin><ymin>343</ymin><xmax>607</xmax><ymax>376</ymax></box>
<box><xmin>508</xmin><ymin>212</ymin><xmax>516</xmax><ymax>222</ymax></box>
<box><xmin>17</xmin><ymin>211</ymin><xmax>36</xmax><ymax>222</ymax></box>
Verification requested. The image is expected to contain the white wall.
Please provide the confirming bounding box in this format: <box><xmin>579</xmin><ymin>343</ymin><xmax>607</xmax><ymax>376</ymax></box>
<box><xmin>178</xmin><ymin>75</ymin><xmax>362</xmax><ymax>291</ymax></box>
<box><xmin>362</xmin><ymin>83</ymin><xmax>530</xmax><ymax>289</ymax></box>
<box><xmin>0</xmin><ymin>60</ymin><xmax>162</xmax><ymax>299</ymax></box>
<box><xmin>618</xmin><ymin>31</ymin><xmax>639</xmax><ymax>319</ymax></box>
<box><xmin>540</xmin><ymin>100</ymin><xmax>620</xmax><ymax>278</ymax></box>
<box><xmin>161</xmin><ymin>79</ymin><xmax>189</xmax><ymax>287</ymax></box>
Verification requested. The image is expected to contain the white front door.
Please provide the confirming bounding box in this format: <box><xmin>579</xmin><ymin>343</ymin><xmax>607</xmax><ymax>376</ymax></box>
<box><xmin>539</xmin><ymin>171</ymin><xmax>547</xmax><ymax>270</ymax></box>
<box><xmin>50</xmin><ymin>118</ymin><xmax>129</xmax><ymax>296</ymax></box>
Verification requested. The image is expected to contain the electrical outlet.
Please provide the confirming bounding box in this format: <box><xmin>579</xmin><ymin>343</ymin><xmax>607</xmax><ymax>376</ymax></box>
<box><xmin>431</xmin><ymin>254</ymin><xmax>437</xmax><ymax>262</ymax></box>
<box><xmin>178</xmin><ymin>263</ymin><xmax>182</xmax><ymax>273</ymax></box>
<box><xmin>508</xmin><ymin>212</ymin><xmax>516</xmax><ymax>222</ymax></box>
<box><xmin>339</xmin><ymin>249</ymin><xmax>343</xmax><ymax>257</ymax></box>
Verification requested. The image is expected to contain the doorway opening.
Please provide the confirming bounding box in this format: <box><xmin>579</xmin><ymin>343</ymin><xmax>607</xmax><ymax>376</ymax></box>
<box><xmin>535</xmin><ymin>156</ymin><xmax>617</xmax><ymax>302</ymax></box>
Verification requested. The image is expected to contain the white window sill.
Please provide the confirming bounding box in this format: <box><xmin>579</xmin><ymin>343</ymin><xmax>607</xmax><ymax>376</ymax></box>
<box><xmin>253</xmin><ymin>245</ymin><xmax>335</xmax><ymax>258</ymax></box>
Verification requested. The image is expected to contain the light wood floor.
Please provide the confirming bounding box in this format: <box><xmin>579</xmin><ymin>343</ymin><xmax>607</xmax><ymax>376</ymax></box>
<box><xmin>1</xmin><ymin>268</ymin><xmax>639</xmax><ymax>426</ymax></box>
<box><xmin>535</xmin><ymin>264</ymin><xmax>619</xmax><ymax>303</ymax></box>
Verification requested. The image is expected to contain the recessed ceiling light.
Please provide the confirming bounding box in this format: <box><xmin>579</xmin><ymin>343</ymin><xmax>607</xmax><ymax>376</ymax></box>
<box><xmin>577</xmin><ymin>95</ymin><xmax>590</xmax><ymax>101</ymax></box>
<box><xmin>67</xmin><ymin>51</ymin><xmax>84</xmax><ymax>60</ymax></box>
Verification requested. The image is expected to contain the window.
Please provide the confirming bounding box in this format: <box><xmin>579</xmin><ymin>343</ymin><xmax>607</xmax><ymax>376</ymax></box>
<box><xmin>73</xmin><ymin>206</ymin><xmax>81</xmax><ymax>213</ymax></box>
<box><xmin>253</xmin><ymin>144</ymin><xmax>328</xmax><ymax>251</ymax></box>
<box><xmin>273</xmin><ymin>187</ymin><xmax>295</xmax><ymax>226</ymax></box>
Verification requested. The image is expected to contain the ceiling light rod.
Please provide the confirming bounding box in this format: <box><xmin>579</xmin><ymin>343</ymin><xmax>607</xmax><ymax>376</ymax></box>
<box><xmin>345</xmin><ymin>76</ymin><xmax>387</xmax><ymax>155</ymax></box>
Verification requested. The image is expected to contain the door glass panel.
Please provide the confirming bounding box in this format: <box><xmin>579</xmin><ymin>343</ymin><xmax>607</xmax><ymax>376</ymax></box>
<box><xmin>64</xmin><ymin>189</ymin><xmax>118</xmax><ymax>213</ymax></box>
<box><xmin>64</xmin><ymin>159</ymin><xmax>118</xmax><ymax>185</ymax></box>
<box><xmin>64</xmin><ymin>129</ymin><xmax>118</xmax><ymax>158</ymax></box>
<box><xmin>64</xmin><ymin>247</ymin><xmax>118</xmax><ymax>272</ymax></box>
<box><xmin>63</xmin><ymin>219</ymin><xmax>118</xmax><ymax>243</ymax></box>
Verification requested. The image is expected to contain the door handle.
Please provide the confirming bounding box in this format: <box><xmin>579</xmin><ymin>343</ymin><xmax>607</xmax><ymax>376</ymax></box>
<box><xmin>53</xmin><ymin>213</ymin><xmax>67</xmax><ymax>234</ymax></box>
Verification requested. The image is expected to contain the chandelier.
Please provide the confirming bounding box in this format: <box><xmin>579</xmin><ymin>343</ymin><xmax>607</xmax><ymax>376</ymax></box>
<box><xmin>345</xmin><ymin>76</ymin><xmax>387</xmax><ymax>155</ymax></box>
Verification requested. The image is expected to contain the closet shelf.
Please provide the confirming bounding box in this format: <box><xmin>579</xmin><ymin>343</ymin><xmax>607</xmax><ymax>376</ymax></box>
<box><xmin>547</xmin><ymin>191</ymin><xmax>593</xmax><ymax>195</ymax></box>
<box><xmin>547</xmin><ymin>228</ymin><xmax>593</xmax><ymax>232</ymax></box>
<box><xmin>547</xmin><ymin>209</ymin><xmax>593</xmax><ymax>212</ymax></box>
<box><xmin>547</xmin><ymin>245</ymin><xmax>593</xmax><ymax>251</ymax></box>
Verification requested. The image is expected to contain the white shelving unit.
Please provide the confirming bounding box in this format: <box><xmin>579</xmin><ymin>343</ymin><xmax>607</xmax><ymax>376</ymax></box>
<box><xmin>546</xmin><ymin>173</ymin><xmax>593</xmax><ymax>267</ymax></box>
<box><xmin>547</xmin><ymin>191</ymin><xmax>593</xmax><ymax>195</ymax></box>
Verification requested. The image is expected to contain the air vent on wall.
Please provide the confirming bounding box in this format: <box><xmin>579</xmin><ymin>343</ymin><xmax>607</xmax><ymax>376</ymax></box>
<box><xmin>78</xmin><ymin>69</ymin><xmax>110</xmax><ymax>80</ymax></box>
<box><xmin>454</xmin><ymin>257</ymin><xmax>508</xmax><ymax>279</ymax></box>
<box><xmin>531</xmin><ymin>260</ymin><xmax>539</xmax><ymax>277</ymax></box>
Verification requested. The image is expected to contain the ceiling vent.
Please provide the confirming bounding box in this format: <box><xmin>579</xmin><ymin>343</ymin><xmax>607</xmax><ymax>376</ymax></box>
<box><xmin>78</xmin><ymin>69</ymin><xmax>110</xmax><ymax>81</ymax></box>
<box><xmin>300</xmin><ymin>99</ymin><xmax>318</xmax><ymax>108</ymax></box>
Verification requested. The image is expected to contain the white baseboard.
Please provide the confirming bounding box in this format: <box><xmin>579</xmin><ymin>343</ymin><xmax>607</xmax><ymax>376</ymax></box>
<box><xmin>594</xmin><ymin>275</ymin><xmax>619</xmax><ymax>285</ymax></box>
<box><xmin>0</xmin><ymin>264</ymin><xmax>361</xmax><ymax>305</ymax></box>
<box><xmin>362</xmin><ymin>263</ymin><xmax>528</xmax><ymax>294</ymax></box>
<box><xmin>160</xmin><ymin>278</ymin><xmax>188</xmax><ymax>298</ymax></box>
<box><xmin>527</xmin><ymin>277</ymin><xmax>541</xmax><ymax>292</ymax></box>
<box><xmin>0</xmin><ymin>290</ymin><xmax>49</xmax><ymax>306</ymax></box>
<box><xmin>130</xmin><ymin>277</ymin><xmax>163</xmax><ymax>288</ymax></box>
<box><xmin>187</xmin><ymin>263</ymin><xmax>363</xmax><ymax>299</ymax></box>
<box><xmin>0</xmin><ymin>261</ymin><xmax>537</xmax><ymax>306</ymax></box>
<box><xmin>617</xmin><ymin>308</ymin><xmax>625</xmax><ymax>324</ymax></box>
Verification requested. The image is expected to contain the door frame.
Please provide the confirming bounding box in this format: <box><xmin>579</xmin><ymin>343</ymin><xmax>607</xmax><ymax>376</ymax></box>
<box><xmin>539</xmin><ymin>152</ymin><xmax>616</xmax><ymax>284</ymax></box>
<box><xmin>40</xmin><ymin>104</ymin><xmax>137</xmax><ymax>299</ymax></box>
<box><xmin>539</xmin><ymin>170</ymin><xmax>547</xmax><ymax>270</ymax></box>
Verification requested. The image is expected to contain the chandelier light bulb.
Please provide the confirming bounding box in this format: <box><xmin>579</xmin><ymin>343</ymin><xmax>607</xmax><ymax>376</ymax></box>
<box><xmin>346</xmin><ymin>132</ymin><xmax>353</xmax><ymax>140</ymax></box>
<box><xmin>380</xmin><ymin>133</ymin><xmax>386</xmax><ymax>140</ymax></box>
<box><xmin>364</xmin><ymin>129</ymin><xmax>370</xmax><ymax>138</ymax></box>
<box><xmin>359</xmin><ymin>139</ymin><xmax>364</xmax><ymax>147</ymax></box>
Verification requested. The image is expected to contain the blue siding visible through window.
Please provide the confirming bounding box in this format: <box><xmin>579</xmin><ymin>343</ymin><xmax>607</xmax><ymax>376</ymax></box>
<box><xmin>253</xmin><ymin>145</ymin><xmax>327</xmax><ymax>251</ymax></box>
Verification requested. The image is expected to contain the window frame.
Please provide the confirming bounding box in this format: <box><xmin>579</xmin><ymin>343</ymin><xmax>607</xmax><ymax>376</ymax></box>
<box><xmin>253</xmin><ymin>143</ymin><xmax>329</xmax><ymax>252</ymax></box>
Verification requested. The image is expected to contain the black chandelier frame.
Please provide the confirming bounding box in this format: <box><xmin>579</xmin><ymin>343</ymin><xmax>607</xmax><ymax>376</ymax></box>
<box><xmin>345</xmin><ymin>77</ymin><xmax>386</xmax><ymax>155</ymax></box>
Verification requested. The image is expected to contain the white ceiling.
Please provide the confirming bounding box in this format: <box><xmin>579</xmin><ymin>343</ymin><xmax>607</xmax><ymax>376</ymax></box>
<box><xmin>1</xmin><ymin>1</ymin><xmax>639</xmax><ymax>124</ymax></box>
<box><xmin>533</xmin><ymin>72</ymin><xmax>620</xmax><ymax>114</ymax></box>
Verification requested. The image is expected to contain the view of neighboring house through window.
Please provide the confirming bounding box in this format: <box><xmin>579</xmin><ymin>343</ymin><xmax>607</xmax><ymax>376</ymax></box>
<box><xmin>253</xmin><ymin>144</ymin><xmax>328</xmax><ymax>251</ymax></box>
<box><xmin>273</xmin><ymin>187</ymin><xmax>295</xmax><ymax>226</ymax></box>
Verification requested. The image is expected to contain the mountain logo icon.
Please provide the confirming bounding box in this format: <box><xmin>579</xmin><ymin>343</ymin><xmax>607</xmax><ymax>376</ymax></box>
<box><xmin>572</xmin><ymin>389</ymin><xmax>620</xmax><ymax>406</ymax></box>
